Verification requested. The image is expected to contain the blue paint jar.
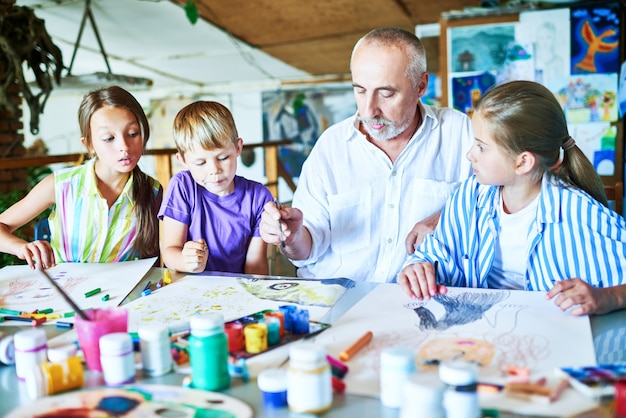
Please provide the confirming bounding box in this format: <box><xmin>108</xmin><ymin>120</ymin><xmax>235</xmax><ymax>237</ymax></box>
<box><xmin>278</xmin><ymin>305</ymin><xmax>297</xmax><ymax>331</ymax></box>
<box><xmin>291</xmin><ymin>309</ymin><xmax>310</xmax><ymax>334</ymax></box>
<box><xmin>257</xmin><ymin>368</ymin><xmax>288</xmax><ymax>408</ymax></box>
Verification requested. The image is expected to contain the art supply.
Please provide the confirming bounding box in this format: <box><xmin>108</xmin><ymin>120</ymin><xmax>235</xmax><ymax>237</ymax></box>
<box><xmin>287</xmin><ymin>344</ymin><xmax>332</xmax><ymax>414</ymax></box>
<box><xmin>400</xmin><ymin>374</ymin><xmax>445</xmax><ymax>418</ymax></box>
<box><xmin>339</xmin><ymin>330</ymin><xmax>373</xmax><ymax>361</ymax></box>
<box><xmin>291</xmin><ymin>308</ymin><xmax>310</xmax><ymax>334</ymax></box>
<box><xmin>274</xmin><ymin>199</ymin><xmax>286</xmax><ymax>249</ymax></box>
<box><xmin>14</xmin><ymin>328</ymin><xmax>48</xmax><ymax>380</ymax></box>
<box><xmin>56</xmin><ymin>321</ymin><xmax>74</xmax><ymax>328</ymax></box>
<box><xmin>224</xmin><ymin>321</ymin><xmax>245</xmax><ymax>352</ymax></box>
<box><xmin>257</xmin><ymin>368</ymin><xmax>288</xmax><ymax>408</ymax></box>
<box><xmin>141</xmin><ymin>289</ymin><xmax>152</xmax><ymax>297</ymax></box>
<box><xmin>331</xmin><ymin>375</ymin><xmax>346</xmax><ymax>393</ymax></box>
<box><xmin>37</xmin><ymin>308</ymin><xmax>53</xmax><ymax>314</ymax></box>
<box><xmin>47</xmin><ymin>344</ymin><xmax>78</xmax><ymax>363</ymax></box>
<box><xmin>23</xmin><ymin>356</ymin><xmax>84</xmax><ymax>399</ymax></box>
<box><xmin>504</xmin><ymin>379</ymin><xmax>569</xmax><ymax>404</ymax></box>
<box><xmin>99</xmin><ymin>332</ymin><xmax>136</xmax><ymax>386</ymax></box>
<box><xmin>38</xmin><ymin>269</ymin><xmax>89</xmax><ymax>321</ymax></box>
<box><xmin>439</xmin><ymin>359</ymin><xmax>481</xmax><ymax>418</ymax></box>
<box><xmin>556</xmin><ymin>363</ymin><xmax>626</xmax><ymax>397</ymax></box>
<box><xmin>326</xmin><ymin>354</ymin><xmax>349</xmax><ymax>378</ymax></box>
<box><xmin>264</xmin><ymin>316</ymin><xmax>281</xmax><ymax>346</ymax></box>
<box><xmin>84</xmin><ymin>287</ymin><xmax>101</xmax><ymax>298</ymax></box>
<box><xmin>188</xmin><ymin>313</ymin><xmax>230</xmax><ymax>391</ymax></box>
<box><xmin>264</xmin><ymin>311</ymin><xmax>285</xmax><ymax>337</ymax></box>
<box><xmin>138</xmin><ymin>324</ymin><xmax>173</xmax><ymax>377</ymax></box>
<box><xmin>380</xmin><ymin>347</ymin><xmax>416</xmax><ymax>408</ymax></box>
<box><xmin>279</xmin><ymin>305</ymin><xmax>297</xmax><ymax>331</ymax></box>
<box><xmin>163</xmin><ymin>269</ymin><xmax>172</xmax><ymax>284</ymax></box>
<box><xmin>244</xmin><ymin>323</ymin><xmax>268</xmax><ymax>354</ymax></box>
<box><xmin>74</xmin><ymin>307</ymin><xmax>128</xmax><ymax>372</ymax></box>
<box><xmin>143</xmin><ymin>281</ymin><xmax>152</xmax><ymax>292</ymax></box>
<box><xmin>101</xmin><ymin>294</ymin><xmax>110</xmax><ymax>302</ymax></box>
<box><xmin>0</xmin><ymin>333</ymin><xmax>15</xmax><ymax>365</ymax></box>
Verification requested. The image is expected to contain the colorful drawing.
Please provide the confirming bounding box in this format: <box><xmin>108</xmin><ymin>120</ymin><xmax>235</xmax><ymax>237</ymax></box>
<box><xmin>451</xmin><ymin>72</ymin><xmax>496</xmax><ymax>116</ymax></box>
<box><xmin>495</xmin><ymin>43</ymin><xmax>534</xmax><ymax>85</ymax></box>
<box><xmin>0</xmin><ymin>258</ymin><xmax>155</xmax><ymax>325</ymax></box>
<box><xmin>239</xmin><ymin>277</ymin><xmax>352</xmax><ymax>307</ymax></box>
<box><xmin>568</xmin><ymin>122</ymin><xmax>617</xmax><ymax>176</ymax></box>
<box><xmin>549</xmin><ymin>74</ymin><xmax>618</xmax><ymax>123</ymax></box>
<box><xmin>5</xmin><ymin>384</ymin><xmax>252</xmax><ymax>418</ymax></box>
<box><xmin>571</xmin><ymin>4</ymin><xmax>620</xmax><ymax>74</ymax></box>
<box><xmin>313</xmin><ymin>284</ymin><xmax>596</xmax><ymax>403</ymax></box>
<box><xmin>449</xmin><ymin>24</ymin><xmax>515</xmax><ymax>73</ymax></box>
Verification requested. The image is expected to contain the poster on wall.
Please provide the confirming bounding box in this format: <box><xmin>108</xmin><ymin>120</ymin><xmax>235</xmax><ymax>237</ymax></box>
<box><xmin>570</xmin><ymin>2</ymin><xmax>620</xmax><ymax>75</ymax></box>
<box><xmin>547</xmin><ymin>73</ymin><xmax>619</xmax><ymax>123</ymax></box>
<box><xmin>568</xmin><ymin>122</ymin><xmax>617</xmax><ymax>176</ymax></box>
<box><xmin>448</xmin><ymin>24</ymin><xmax>515</xmax><ymax>73</ymax></box>
<box><xmin>518</xmin><ymin>8</ymin><xmax>571</xmax><ymax>84</ymax></box>
<box><xmin>262</xmin><ymin>88</ymin><xmax>356</xmax><ymax>179</ymax></box>
<box><xmin>451</xmin><ymin>72</ymin><xmax>496</xmax><ymax>116</ymax></box>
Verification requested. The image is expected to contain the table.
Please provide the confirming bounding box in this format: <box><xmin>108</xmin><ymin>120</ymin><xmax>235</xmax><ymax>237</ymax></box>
<box><xmin>1</xmin><ymin>268</ymin><xmax>624</xmax><ymax>417</ymax></box>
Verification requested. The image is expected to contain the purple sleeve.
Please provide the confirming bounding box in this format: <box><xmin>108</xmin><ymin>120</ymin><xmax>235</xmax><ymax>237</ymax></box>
<box><xmin>157</xmin><ymin>171</ymin><xmax>194</xmax><ymax>225</ymax></box>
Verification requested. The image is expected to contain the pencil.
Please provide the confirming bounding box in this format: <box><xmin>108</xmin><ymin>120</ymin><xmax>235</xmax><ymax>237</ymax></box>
<box><xmin>339</xmin><ymin>331</ymin><xmax>373</xmax><ymax>362</ymax></box>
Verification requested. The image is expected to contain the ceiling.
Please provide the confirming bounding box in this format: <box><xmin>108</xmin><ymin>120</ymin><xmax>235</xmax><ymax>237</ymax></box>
<box><xmin>14</xmin><ymin>0</ymin><xmax>482</xmax><ymax>93</ymax></box>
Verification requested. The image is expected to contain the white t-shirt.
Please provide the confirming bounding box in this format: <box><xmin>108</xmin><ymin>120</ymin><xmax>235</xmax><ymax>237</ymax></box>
<box><xmin>488</xmin><ymin>191</ymin><xmax>539</xmax><ymax>289</ymax></box>
<box><xmin>292</xmin><ymin>102</ymin><xmax>473</xmax><ymax>282</ymax></box>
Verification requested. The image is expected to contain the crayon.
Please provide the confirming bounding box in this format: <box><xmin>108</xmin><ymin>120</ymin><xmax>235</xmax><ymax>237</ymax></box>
<box><xmin>163</xmin><ymin>270</ymin><xmax>172</xmax><ymax>284</ymax></box>
<box><xmin>56</xmin><ymin>321</ymin><xmax>74</xmax><ymax>328</ymax></box>
<box><xmin>84</xmin><ymin>287</ymin><xmax>101</xmax><ymax>298</ymax></box>
<box><xmin>339</xmin><ymin>331</ymin><xmax>373</xmax><ymax>362</ymax></box>
<box><xmin>0</xmin><ymin>308</ymin><xmax>22</xmax><ymax>316</ymax></box>
<box><xmin>156</xmin><ymin>279</ymin><xmax>163</xmax><ymax>289</ymax></box>
<box><xmin>63</xmin><ymin>311</ymin><xmax>75</xmax><ymax>318</ymax></box>
<box><xmin>37</xmin><ymin>308</ymin><xmax>53</xmax><ymax>314</ymax></box>
<box><xmin>326</xmin><ymin>355</ymin><xmax>349</xmax><ymax>378</ymax></box>
<box><xmin>144</xmin><ymin>281</ymin><xmax>152</xmax><ymax>292</ymax></box>
<box><xmin>142</xmin><ymin>289</ymin><xmax>152</xmax><ymax>297</ymax></box>
<box><xmin>331</xmin><ymin>375</ymin><xmax>346</xmax><ymax>393</ymax></box>
<box><xmin>101</xmin><ymin>294</ymin><xmax>110</xmax><ymax>302</ymax></box>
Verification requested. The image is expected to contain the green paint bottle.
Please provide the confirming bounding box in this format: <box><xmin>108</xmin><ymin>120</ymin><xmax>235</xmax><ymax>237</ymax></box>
<box><xmin>188</xmin><ymin>313</ymin><xmax>230</xmax><ymax>391</ymax></box>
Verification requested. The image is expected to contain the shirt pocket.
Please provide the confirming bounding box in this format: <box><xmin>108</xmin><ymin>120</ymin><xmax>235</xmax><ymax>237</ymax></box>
<box><xmin>328</xmin><ymin>188</ymin><xmax>371</xmax><ymax>254</ymax></box>
<box><xmin>405</xmin><ymin>179</ymin><xmax>460</xmax><ymax>218</ymax></box>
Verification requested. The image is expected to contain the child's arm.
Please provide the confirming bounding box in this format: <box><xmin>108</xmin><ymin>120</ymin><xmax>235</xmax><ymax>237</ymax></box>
<box><xmin>244</xmin><ymin>236</ymin><xmax>269</xmax><ymax>275</ymax></box>
<box><xmin>0</xmin><ymin>174</ymin><xmax>56</xmax><ymax>269</ymax></box>
<box><xmin>160</xmin><ymin>216</ymin><xmax>208</xmax><ymax>273</ymax></box>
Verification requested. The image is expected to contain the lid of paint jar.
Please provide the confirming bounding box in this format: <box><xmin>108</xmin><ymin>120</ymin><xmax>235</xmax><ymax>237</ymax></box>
<box><xmin>257</xmin><ymin>368</ymin><xmax>288</xmax><ymax>393</ymax></box>
<box><xmin>438</xmin><ymin>360</ymin><xmax>478</xmax><ymax>386</ymax></box>
<box><xmin>13</xmin><ymin>328</ymin><xmax>47</xmax><ymax>350</ymax></box>
<box><xmin>99</xmin><ymin>332</ymin><xmax>132</xmax><ymax>356</ymax></box>
<box><xmin>289</xmin><ymin>344</ymin><xmax>327</xmax><ymax>368</ymax></box>
<box><xmin>138</xmin><ymin>324</ymin><xmax>169</xmax><ymax>341</ymax></box>
<box><xmin>47</xmin><ymin>344</ymin><xmax>77</xmax><ymax>363</ymax></box>
<box><xmin>190</xmin><ymin>314</ymin><xmax>224</xmax><ymax>336</ymax></box>
<box><xmin>380</xmin><ymin>348</ymin><xmax>416</xmax><ymax>372</ymax></box>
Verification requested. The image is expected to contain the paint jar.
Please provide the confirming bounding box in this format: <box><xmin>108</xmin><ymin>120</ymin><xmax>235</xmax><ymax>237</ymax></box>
<box><xmin>400</xmin><ymin>373</ymin><xmax>445</xmax><ymax>418</ymax></box>
<box><xmin>257</xmin><ymin>368</ymin><xmax>288</xmax><ymax>408</ymax></box>
<box><xmin>244</xmin><ymin>323</ymin><xmax>268</xmax><ymax>354</ymax></box>
<box><xmin>287</xmin><ymin>344</ymin><xmax>332</xmax><ymax>414</ymax></box>
<box><xmin>14</xmin><ymin>328</ymin><xmax>47</xmax><ymax>380</ymax></box>
<box><xmin>291</xmin><ymin>309</ymin><xmax>310</xmax><ymax>334</ymax></box>
<box><xmin>139</xmin><ymin>324</ymin><xmax>173</xmax><ymax>377</ymax></box>
<box><xmin>264</xmin><ymin>316</ymin><xmax>281</xmax><ymax>346</ymax></box>
<box><xmin>99</xmin><ymin>332</ymin><xmax>136</xmax><ymax>386</ymax></box>
<box><xmin>380</xmin><ymin>347</ymin><xmax>416</xmax><ymax>408</ymax></box>
<box><xmin>224</xmin><ymin>321</ymin><xmax>245</xmax><ymax>352</ymax></box>
<box><xmin>188</xmin><ymin>313</ymin><xmax>230</xmax><ymax>391</ymax></box>
<box><xmin>264</xmin><ymin>311</ymin><xmax>285</xmax><ymax>337</ymax></box>
<box><xmin>0</xmin><ymin>333</ymin><xmax>15</xmax><ymax>365</ymax></box>
<box><xmin>439</xmin><ymin>359</ymin><xmax>480</xmax><ymax>418</ymax></box>
<box><xmin>615</xmin><ymin>379</ymin><xmax>626</xmax><ymax>417</ymax></box>
<box><xmin>279</xmin><ymin>305</ymin><xmax>297</xmax><ymax>331</ymax></box>
<box><xmin>47</xmin><ymin>344</ymin><xmax>77</xmax><ymax>363</ymax></box>
<box><xmin>23</xmin><ymin>356</ymin><xmax>84</xmax><ymax>399</ymax></box>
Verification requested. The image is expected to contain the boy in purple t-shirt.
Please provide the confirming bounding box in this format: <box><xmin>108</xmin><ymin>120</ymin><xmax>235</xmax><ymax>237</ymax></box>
<box><xmin>158</xmin><ymin>101</ymin><xmax>273</xmax><ymax>274</ymax></box>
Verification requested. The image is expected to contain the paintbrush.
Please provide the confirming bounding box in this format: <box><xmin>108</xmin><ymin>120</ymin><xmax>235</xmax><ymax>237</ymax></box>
<box><xmin>39</xmin><ymin>268</ymin><xmax>89</xmax><ymax>321</ymax></box>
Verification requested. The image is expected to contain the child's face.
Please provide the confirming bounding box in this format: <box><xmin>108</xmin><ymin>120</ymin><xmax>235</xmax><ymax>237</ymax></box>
<box><xmin>178</xmin><ymin>138</ymin><xmax>243</xmax><ymax>196</ymax></box>
<box><xmin>82</xmin><ymin>106</ymin><xmax>144</xmax><ymax>176</ymax></box>
<box><xmin>466</xmin><ymin>114</ymin><xmax>516</xmax><ymax>186</ymax></box>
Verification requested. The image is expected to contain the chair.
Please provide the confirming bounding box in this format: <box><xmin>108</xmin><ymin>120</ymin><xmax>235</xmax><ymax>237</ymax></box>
<box><xmin>604</xmin><ymin>182</ymin><xmax>623</xmax><ymax>216</ymax></box>
<box><xmin>34</xmin><ymin>218</ymin><xmax>51</xmax><ymax>242</ymax></box>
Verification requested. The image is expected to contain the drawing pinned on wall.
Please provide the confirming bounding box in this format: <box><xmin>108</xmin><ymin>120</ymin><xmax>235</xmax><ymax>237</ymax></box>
<box><xmin>548</xmin><ymin>74</ymin><xmax>618</xmax><ymax>123</ymax></box>
<box><xmin>451</xmin><ymin>72</ymin><xmax>496</xmax><ymax>117</ymax></box>
<box><xmin>313</xmin><ymin>284</ymin><xmax>596</xmax><ymax>402</ymax></box>
<box><xmin>570</xmin><ymin>3</ymin><xmax>620</xmax><ymax>75</ymax></box>
<box><xmin>495</xmin><ymin>42</ymin><xmax>534</xmax><ymax>85</ymax></box>
<box><xmin>619</xmin><ymin>60</ymin><xmax>626</xmax><ymax>118</ymax></box>
<box><xmin>448</xmin><ymin>24</ymin><xmax>515</xmax><ymax>73</ymax></box>
<box><xmin>568</xmin><ymin>122</ymin><xmax>617</xmax><ymax>176</ymax></box>
<box><xmin>0</xmin><ymin>258</ymin><xmax>155</xmax><ymax>325</ymax></box>
<box><xmin>518</xmin><ymin>8</ymin><xmax>570</xmax><ymax>84</ymax></box>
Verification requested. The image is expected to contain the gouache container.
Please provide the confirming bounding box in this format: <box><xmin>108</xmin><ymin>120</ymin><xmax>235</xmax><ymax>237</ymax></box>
<box><xmin>244</xmin><ymin>323</ymin><xmax>268</xmax><ymax>354</ymax></box>
<box><xmin>278</xmin><ymin>305</ymin><xmax>297</xmax><ymax>331</ymax></box>
<box><xmin>0</xmin><ymin>333</ymin><xmax>15</xmax><ymax>365</ymax></box>
<box><xmin>264</xmin><ymin>311</ymin><xmax>285</xmax><ymax>337</ymax></box>
<box><xmin>264</xmin><ymin>316</ymin><xmax>281</xmax><ymax>346</ymax></box>
<box><xmin>99</xmin><ymin>332</ymin><xmax>136</xmax><ymax>386</ymax></box>
<box><xmin>224</xmin><ymin>321</ymin><xmax>245</xmax><ymax>352</ymax></box>
<box><xmin>14</xmin><ymin>328</ymin><xmax>47</xmax><ymax>380</ymax></box>
<box><xmin>24</xmin><ymin>356</ymin><xmax>84</xmax><ymax>399</ymax></box>
<box><xmin>291</xmin><ymin>309</ymin><xmax>310</xmax><ymax>334</ymax></box>
<box><xmin>47</xmin><ymin>344</ymin><xmax>78</xmax><ymax>363</ymax></box>
<box><xmin>257</xmin><ymin>368</ymin><xmax>288</xmax><ymax>408</ymax></box>
<box><xmin>380</xmin><ymin>347</ymin><xmax>416</xmax><ymax>408</ymax></box>
<box><xmin>287</xmin><ymin>344</ymin><xmax>332</xmax><ymax>414</ymax></box>
<box><xmin>439</xmin><ymin>360</ymin><xmax>480</xmax><ymax>418</ymax></box>
<box><xmin>139</xmin><ymin>324</ymin><xmax>173</xmax><ymax>377</ymax></box>
<box><xmin>400</xmin><ymin>373</ymin><xmax>445</xmax><ymax>418</ymax></box>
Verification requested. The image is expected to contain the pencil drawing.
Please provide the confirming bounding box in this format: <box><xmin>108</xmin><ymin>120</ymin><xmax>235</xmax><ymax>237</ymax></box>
<box><xmin>405</xmin><ymin>290</ymin><xmax>510</xmax><ymax>331</ymax></box>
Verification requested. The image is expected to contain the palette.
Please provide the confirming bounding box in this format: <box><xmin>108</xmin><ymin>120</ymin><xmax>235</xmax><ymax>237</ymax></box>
<box><xmin>5</xmin><ymin>384</ymin><xmax>253</xmax><ymax>418</ymax></box>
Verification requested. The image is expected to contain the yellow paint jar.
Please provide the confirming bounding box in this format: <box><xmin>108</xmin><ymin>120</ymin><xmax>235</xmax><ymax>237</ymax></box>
<box><xmin>244</xmin><ymin>323</ymin><xmax>268</xmax><ymax>354</ymax></box>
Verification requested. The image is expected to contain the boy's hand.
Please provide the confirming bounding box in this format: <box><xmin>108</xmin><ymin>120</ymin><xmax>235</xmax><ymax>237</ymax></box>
<box><xmin>181</xmin><ymin>238</ymin><xmax>208</xmax><ymax>273</ymax></box>
<box><xmin>397</xmin><ymin>262</ymin><xmax>447</xmax><ymax>300</ymax></box>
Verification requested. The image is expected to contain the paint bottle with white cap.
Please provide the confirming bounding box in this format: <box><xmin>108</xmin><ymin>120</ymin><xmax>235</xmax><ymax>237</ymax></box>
<box><xmin>379</xmin><ymin>347</ymin><xmax>416</xmax><ymax>408</ymax></box>
<box><xmin>139</xmin><ymin>323</ymin><xmax>173</xmax><ymax>377</ymax></box>
<box><xmin>439</xmin><ymin>359</ymin><xmax>481</xmax><ymax>418</ymax></box>
<box><xmin>287</xmin><ymin>344</ymin><xmax>332</xmax><ymax>414</ymax></box>
<box><xmin>23</xmin><ymin>356</ymin><xmax>84</xmax><ymax>399</ymax></box>
<box><xmin>400</xmin><ymin>373</ymin><xmax>446</xmax><ymax>418</ymax></box>
<box><xmin>99</xmin><ymin>332</ymin><xmax>136</xmax><ymax>386</ymax></box>
<box><xmin>13</xmin><ymin>328</ymin><xmax>47</xmax><ymax>380</ymax></box>
<box><xmin>188</xmin><ymin>313</ymin><xmax>230</xmax><ymax>391</ymax></box>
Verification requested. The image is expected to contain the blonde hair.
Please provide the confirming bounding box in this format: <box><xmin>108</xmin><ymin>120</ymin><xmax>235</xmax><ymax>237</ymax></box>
<box><xmin>78</xmin><ymin>86</ymin><xmax>160</xmax><ymax>258</ymax></box>
<box><xmin>475</xmin><ymin>80</ymin><xmax>607</xmax><ymax>206</ymax></box>
<box><xmin>173</xmin><ymin>101</ymin><xmax>239</xmax><ymax>156</ymax></box>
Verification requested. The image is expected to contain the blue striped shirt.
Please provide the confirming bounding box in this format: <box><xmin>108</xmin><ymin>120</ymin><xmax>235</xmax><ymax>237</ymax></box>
<box><xmin>404</xmin><ymin>174</ymin><xmax>626</xmax><ymax>290</ymax></box>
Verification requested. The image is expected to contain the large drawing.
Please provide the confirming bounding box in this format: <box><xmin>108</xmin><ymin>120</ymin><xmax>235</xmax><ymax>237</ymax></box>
<box><xmin>313</xmin><ymin>284</ymin><xmax>596</xmax><ymax>411</ymax></box>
